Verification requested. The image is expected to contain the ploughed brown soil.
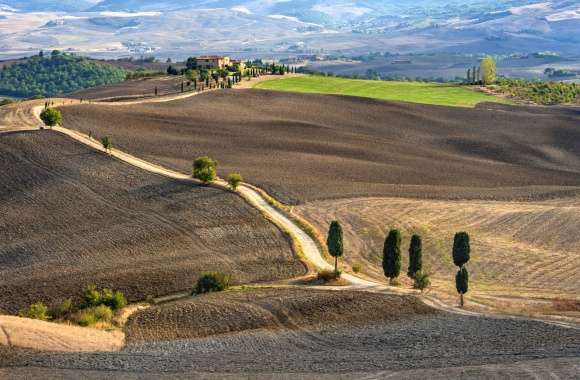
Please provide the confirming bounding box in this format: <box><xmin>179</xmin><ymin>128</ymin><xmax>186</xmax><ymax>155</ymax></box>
<box><xmin>3</xmin><ymin>358</ymin><xmax>580</xmax><ymax>380</ymax></box>
<box><xmin>2</xmin><ymin>288</ymin><xmax>578</xmax><ymax>375</ymax></box>
<box><xmin>125</xmin><ymin>288</ymin><xmax>435</xmax><ymax>342</ymax></box>
<box><xmin>67</xmin><ymin>76</ymin><xmax>189</xmax><ymax>101</ymax></box>
<box><xmin>61</xmin><ymin>90</ymin><xmax>580</xmax><ymax>204</ymax></box>
<box><xmin>0</xmin><ymin>131</ymin><xmax>305</xmax><ymax>313</ymax></box>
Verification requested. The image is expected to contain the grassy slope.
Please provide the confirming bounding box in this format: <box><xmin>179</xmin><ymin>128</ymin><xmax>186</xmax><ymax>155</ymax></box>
<box><xmin>254</xmin><ymin>75</ymin><xmax>510</xmax><ymax>107</ymax></box>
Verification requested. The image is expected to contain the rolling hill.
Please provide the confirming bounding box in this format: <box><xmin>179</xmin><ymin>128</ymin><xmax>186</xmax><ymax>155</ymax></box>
<box><xmin>0</xmin><ymin>130</ymin><xmax>304</xmax><ymax>313</ymax></box>
<box><xmin>0</xmin><ymin>1</ymin><xmax>578</xmax><ymax>59</ymax></box>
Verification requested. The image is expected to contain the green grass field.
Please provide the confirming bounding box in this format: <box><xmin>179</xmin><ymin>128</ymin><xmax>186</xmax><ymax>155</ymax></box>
<box><xmin>254</xmin><ymin>76</ymin><xmax>510</xmax><ymax>107</ymax></box>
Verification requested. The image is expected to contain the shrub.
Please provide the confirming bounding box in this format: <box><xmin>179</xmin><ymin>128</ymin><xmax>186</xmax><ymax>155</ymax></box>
<box><xmin>76</xmin><ymin>311</ymin><xmax>97</xmax><ymax>327</ymax></box>
<box><xmin>389</xmin><ymin>278</ymin><xmax>401</xmax><ymax>287</ymax></box>
<box><xmin>194</xmin><ymin>272</ymin><xmax>231</xmax><ymax>294</ymax></box>
<box><xmin>75</xmin><ymin>305</ymin><xmax>113</xmax><ymax>326</ymax></box>
<box><xmin>193</xmin><ymin>156</ymin><xmax>218</xmax><ymax>184</ymax></box>
<box><xmin>19</xmin><ymin>302</ymin><xmax>49</xmax><ymax>321</ymax></box>
<box><xmin>92</xmin><ymin>305</ymin><xmax>113</xmax><ymax>323</ymax></box>
<box><xmin>83</xmin><ymin>285</ymin><xmax>102</xmax><ymax>308</ymax></box>
<box><xmin>39</xmin><ymin>107</ymin><xmax>61</xmax><ymax>127</ymax></box>
<box><xmin>51</xmin><ymin>298</ymin><xmax>76</xmax><ymax>319</ymax></box>
<box><xmin>352</xmin><ymin>262</ymin><xmax>362</xmax><ymax>273</ymax></box>
<box><xmin>0</xmin><ymin>98</ymin><xmax>13</xmax><ymax>106</ymax></box>
<box><xmin>101</xmin><ymin>136</ymin><xmax>112</xmax><ymax>153</ymax></box>
<box><xmin>413</xmin><ymin>271</ymin><xmax>431</xmax><ymax>291</ymax></box>
<box><xmin>100</xmin><ymin>288</ymin><xmax>126</xmax><ymax>311</ymax></box>
<box><xmin>110</xmin><ymin>291</ymin><xmax>127</xmax><ymax>311</ymax></box>
<box><xmin>227</xmin><ymin>173</ymin><xmax>242</xmax><ymax>190</ymax></box>
<box><xmin>317</xmin><ymin>269</ymin><xmax>342</xmax><ymax>282</ymax></box>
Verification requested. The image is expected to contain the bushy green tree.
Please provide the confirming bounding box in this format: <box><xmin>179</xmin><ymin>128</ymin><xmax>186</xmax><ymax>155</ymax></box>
<box><xmin>83</xmin><ymin>285</ymin><xmax>102</xmax><ymax>308</ymax></box>
<box><xmin>186</xmin><ymin>57</ymin><xmax>198</xmax><ymax>70</ymax></box>
<box><xmin>407</xmin><ymin>234</ymin><xmax>422</xmax><ymax>279</ymax></box>
<box><xmin>480</xmin><ymin>56</ymin><xmax>497</xmax><ymax>85</ymax></box>
<box><xmin>39</xmin><ymin>107</ymin><xmax>61</xmax><ymax>128</ymax></box>
<box><xmin>326</xmin><ymin>221</ymin><xmax>344</xmax><ymax>276</ymax></box>
<box><xmin>194</xmin><ymin>272</ymin><xmax>231</xmax><ymax>294</ymax></box>
<box><xmin>456</xmin><ymin>267</ymin><xmax>469</xmax><ymax>307</ymax></box>
<box><xmin>101</xmin><ymin>288</ymin><xmax>127</xmax><ymax>311</ymax></box>
<box><xmin>193</xmin><ymin>156</ymin><xmax>218</xmax><ymax>183</ymax></box>
<box><xmin>227</xmin><ymin>173</ymin><xmax>242</xmax><ymax>190</ymax></box>
<box><xmin>383</xmin><ymin>229</ymin><xmax>401</xmax><ymax>284</ymax></box>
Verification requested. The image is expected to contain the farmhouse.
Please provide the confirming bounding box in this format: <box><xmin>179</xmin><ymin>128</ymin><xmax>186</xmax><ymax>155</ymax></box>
<box><xmin>196</xmin><ymin>56</ymin><xmax>231</xmax><ymax>69</ymax></box>
<box><xmin>196</xmin><ymin>56</ymin><xmax>245</xmax><ymax>70</ymax></box>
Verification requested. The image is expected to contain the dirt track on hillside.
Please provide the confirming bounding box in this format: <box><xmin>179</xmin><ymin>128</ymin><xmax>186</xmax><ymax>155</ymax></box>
<box><xmin>0</xmin><ymin>131</ymin><xmax>304</xmax><ymax>313</ymax></box>
<box><xmin>61</xmin><ymin>90</ymin><xmax>580</xmax><ymax>204</ymax></box>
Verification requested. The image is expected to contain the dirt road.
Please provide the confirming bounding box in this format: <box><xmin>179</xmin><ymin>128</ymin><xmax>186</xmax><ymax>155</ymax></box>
<box><xmin>1</xmin><ymin>87</ymin><xmax>577</xmax><ymax>356</ymax></box>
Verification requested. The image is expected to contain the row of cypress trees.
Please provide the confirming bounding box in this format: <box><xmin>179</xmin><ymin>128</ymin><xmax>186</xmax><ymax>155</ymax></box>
<box><xmin>326</xmin><ymin>221</ymin><xmax>471</xmax><ymax>307</ymax></box>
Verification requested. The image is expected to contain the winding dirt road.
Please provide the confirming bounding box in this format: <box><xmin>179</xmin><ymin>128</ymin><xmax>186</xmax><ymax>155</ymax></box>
<box><xmin>0</xmin><ymin>88</ymin><xmax>578</xmax><ymax>352</ymax></box>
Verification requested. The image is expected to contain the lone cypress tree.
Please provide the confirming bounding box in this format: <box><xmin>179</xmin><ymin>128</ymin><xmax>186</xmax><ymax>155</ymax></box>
<box><xmin>383</xmin><ymin>229</ymin><xmax>401</xmax><ymax>285</ymax></box>
<box><xmin>452</xmin><ymin>231</ymin><xmax>471</xmax><ymax>307</ymax></box>
<box><xmin>407</xmin><ymin>234</ymin><xmax>422</xmax><ymax>279</ymax></box>
<box><xmin>326</xmin><ymin>221</ymin><xmax>344</xmax><ymax>276</ymax></box>
<box><xmin>456</xmin><ymin>266</ymin><xmax>469</xmax><ymax>307</ymax></box>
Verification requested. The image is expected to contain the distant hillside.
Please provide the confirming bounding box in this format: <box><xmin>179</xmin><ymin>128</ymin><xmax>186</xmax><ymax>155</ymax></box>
<box><xmin>0</xmin><ymin>0</ymin><xmax>578</xmax><ymax>57</ymax></box>
<box><xmin>0</xmin><ymin>51</ymin><xmax>126</xmax><ymax>97</ymax></box>
<box><xmin>0</xmin><ymin>0</ymin><xmax>97</xmax><ymax>12</ymax></box>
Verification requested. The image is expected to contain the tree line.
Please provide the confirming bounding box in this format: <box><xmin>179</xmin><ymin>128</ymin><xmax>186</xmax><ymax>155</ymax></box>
<box><xmin>327</xmin><ymin>221</ymin><xmax>471</xmax><ymax>307</ymax></box>
<box><xmin>0</xmin><ymin>50</ymin><xmax>127</xmax><ymax>97</ymax></box>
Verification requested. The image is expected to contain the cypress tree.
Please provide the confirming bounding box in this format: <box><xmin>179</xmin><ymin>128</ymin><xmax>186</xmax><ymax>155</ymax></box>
<box><xmin>455</xmin><ymin>266</ymin><xmax>469</xmax><ymax>307</ymax></box>
<box><xmin>326</xmin><ymin>221</ymin><xmax>344</xmax><ymax>276</ymax></box>
<box><xmin>407</xmin><ymin>234</ymin><xmax>422</xmax><ymax>279</ymax></box>
<box><xmin>452</xmin><ymin>231</ymin><xmax>471</xmax><ymax>307</ymax></box>
<box><xmin>383</xmin><ymin>229</ymin><xmax>401</xmax><ymax>284</ymax></box>
<box><xmin>452</xmin><ymin>232</ymin><xmax>470</xmax><ymax>267</ymax></box>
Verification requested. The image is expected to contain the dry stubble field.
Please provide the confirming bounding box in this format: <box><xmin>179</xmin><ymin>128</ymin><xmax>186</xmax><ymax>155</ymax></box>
<box><xmin>297</xmin><ymin>197</ymin><xmax>580</xmax><ymax>314</ymax></box>
<box><xmin>0</xmin><ymin>130</ymin><xmax>305</xmax><ymax>313</ymax></box>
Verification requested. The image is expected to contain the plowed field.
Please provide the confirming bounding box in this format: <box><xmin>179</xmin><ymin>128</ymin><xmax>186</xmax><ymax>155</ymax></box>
<box><xmin>0</xmin><ymin>131</ymin><xmax>304</xmax><ymax>313</ymax></box>
<box><xmin>61</xmin><ymin>90</ymin><xmax>580</xmax><ymax>204</ymax></box>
